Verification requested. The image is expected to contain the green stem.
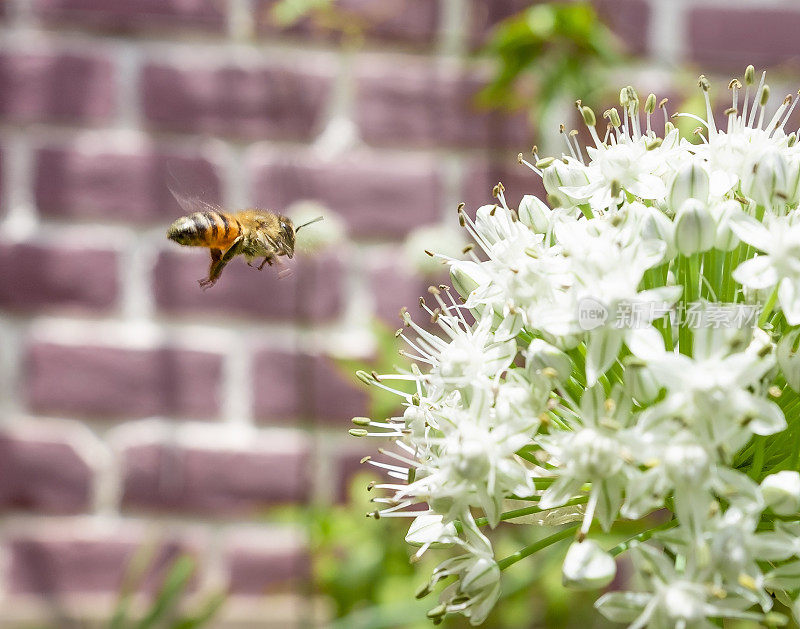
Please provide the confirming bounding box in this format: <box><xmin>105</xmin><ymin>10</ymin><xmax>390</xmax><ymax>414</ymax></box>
<box><xmin>497</xmin><ymin>525</ymin><xmax>580</xmax><ymax>570</ymax></box>
<box><xmin>749</xmin><ymin>436</ymin><xmax>766</xmax><ymax>480</ymax></box>
<box><xmin>474</xmin><ymin>496</ymin><xmax>589</xmax><ymax>527</ymax></box>
<box><xmin>758</xmin><ymin>286</ymin><xmax>779</xmax><ymax>328</ymax></box>
<box><xmin>609</xmin><ymin>518</ymin><xmax>678</xmax><ymax>557</ymax></box>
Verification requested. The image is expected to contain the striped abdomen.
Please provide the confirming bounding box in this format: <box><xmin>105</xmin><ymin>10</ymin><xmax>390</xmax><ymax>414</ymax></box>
<box><xmin>167</xmin><ymin>211</ymin><xmax>242</xmax><ymax>248</ymax></box>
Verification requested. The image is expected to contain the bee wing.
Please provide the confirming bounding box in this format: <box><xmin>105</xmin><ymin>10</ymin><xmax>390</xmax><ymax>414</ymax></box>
<box><xmin>168</xmin><ymin>185</ymin><xmax>225</xmax><ymax>215</ymax></box>
<box><xmin>277</xmin><ymin>266</ymin><xmax>294</xmax><ymax>280</ymax></box>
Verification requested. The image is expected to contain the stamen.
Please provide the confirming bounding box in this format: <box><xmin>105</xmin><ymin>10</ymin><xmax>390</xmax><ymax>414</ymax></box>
<box><xmin>569</xmin><ymin>130</ymin><xmax>584</xmax><ymax>164</ymax></box>
<box><xmin>644</xmin><ymin>93</ymin><xmax>656</xmax><ymax>136</ymax></box>
<box><xmin>698</xmin><ymin>75</ymin><xmax>716</xmax><ymax>137</ymax></box>
<box><xmin>757</xmin><ymin>84</ymin><xmax>770</xmax><ymax>130</ymax></box>
<box><xmin>517</xmin><ymin>152</ymin><xmax>541</xmax><ymax>175</ymax></box>
<box><xmin>747</xmin><ymin>70</ymin><xmax>766</xmax><ymax>128</ymax></box>
<box><xmin>766</xmin><ymin>94</ymin><xmax>792</xmax><ymax>135</ymax></box>
<box><xmin>779</xmin><ymin>90</ymin><xmax>800</xmax><ymax>132</ymax></box>
<box><xmin>560</xmin><ymin>124</ymin><xmax>577</xmax><ymax>159</ymax></box>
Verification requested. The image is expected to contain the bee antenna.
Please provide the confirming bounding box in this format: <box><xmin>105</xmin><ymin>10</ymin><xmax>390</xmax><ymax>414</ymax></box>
<box><xmin>295</xmin><ymin>216</ymin><xmax>324</xmax><ymax>232</ymax></box>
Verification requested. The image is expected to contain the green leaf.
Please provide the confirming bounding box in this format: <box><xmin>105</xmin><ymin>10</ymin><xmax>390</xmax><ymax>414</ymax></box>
<box><xmin>270</xmin><ymin>0</ymin><xmax>332</xmax><ymax>26</ymax></box>
<box><xmin>134</xmin><ymin>555</ymin><xmax>196</xmax><ymax>629</ymax></box>
<box><xmin>171</xmin><ymin>590</ymin><xmax>227</xmax><ymax>629</ymax></box>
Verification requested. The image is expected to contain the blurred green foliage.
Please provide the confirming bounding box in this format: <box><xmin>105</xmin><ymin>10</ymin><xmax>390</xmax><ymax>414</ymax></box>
<box><xmin>34</xmin><ymin>547</ymin><xmax>225</xmax><ymax>629</ymax></box>
<box><xmin>477</xmin><ymin>2</ymin><xmax>622</xmax><ymax>121</ymax></box>
<box><xmin>304</xmin><ymin>473</ymin><xmax>616</xmax><ymax>629</ymax></box>
<box><xmin>109</xmin><ymin>547</ymin><xmax>225</xmax><ymax>629</ymax></box>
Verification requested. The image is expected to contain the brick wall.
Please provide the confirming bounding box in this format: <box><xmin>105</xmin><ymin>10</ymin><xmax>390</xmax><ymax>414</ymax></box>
<box><xmin>0</xmin><ymin>0</ymin><xmax>798</xmax><ymax>625</ymax></box>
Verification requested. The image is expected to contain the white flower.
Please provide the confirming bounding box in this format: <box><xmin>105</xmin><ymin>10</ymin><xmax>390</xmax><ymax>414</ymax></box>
<box><xmin>561</xmin><ymin>138</ymin><xmax>667</xmax><ymax>210</ymax></box>
<box><xmin>731</xmin><ymin>213</ymin><xmax>800</xmax><ymax>323</ymax></box>
<box><xmin>424</xmin><ymin>522</ymin><xmax>501</xmax><ymax>626</ymax></box>
<box><xmin>562</xmin><ymin>539</ymin><xmax>616</xmax><ymax>590</ymax></box>
<box><xmin>762</xmin><ymin>471</ymin><xmax>800</xmax><ymax>515</ymax></box>
<box><xmin>352</xmin><ymin>66</ymin><xmax>800</xmax><ymax>628</ymax></box>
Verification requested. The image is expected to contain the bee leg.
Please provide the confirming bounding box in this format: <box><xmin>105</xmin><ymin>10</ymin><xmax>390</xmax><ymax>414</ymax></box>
<box><xmin>257</xmin><ymin>254</ymin><xmax>276</xmax><ymax>270</ymax></box>
<box><xmin>199</xmin><ymin>238</ymin><xmax>243</xmax><ymax>289</ymax></box>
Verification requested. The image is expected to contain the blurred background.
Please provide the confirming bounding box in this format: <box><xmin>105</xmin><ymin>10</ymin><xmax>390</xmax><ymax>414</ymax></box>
<box><xmin>0</xmin><ymin>0</ymin><xmax>799</xmax><ymax>627</ymax></box>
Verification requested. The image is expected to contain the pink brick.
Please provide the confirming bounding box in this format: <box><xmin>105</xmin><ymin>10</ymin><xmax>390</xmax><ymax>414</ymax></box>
<box><xmin>153</xmin><ymin>249</ymin><xmax>344</xmax><ymax>322</ymax></box>
<box><xmin>355</xmin><ymin>59</ymin><xmax>532</xmax><ymax>149</ymax></box>
<box><xmin>468</xmin><ymin>0</ymin><xmax>526</xmax><ymax>47</ymax></box>
<box><xmin>250</xmin><ymin>150</ymin><xmax>442</xmax><ymax>238</ymax></box>
<box><xmin>34</xmin><ymin>0</ymin><xmax>225</xmax><ymax>33</ymax></box>
<box><xmin>251</xmin><ymin>349</ymin><xmax>301</xmax><ymax>422</ymax></box>
<box><xmin>257</xmin><ymin>0</ymin><xmax>440</xmax><ymax>46</ymax></box>
<box><xmin>8</xmin><ymin>534</ymin><xmax>194</xmax><ymax>595</ymax></box>
<box><xmin>0</xmin><ymin>433</ymin><xmax>92</xmax><ymax>514</ymax></box>
<box><xmin>308</xmin><ymin>353</ymin><xmax>370</xmax><ymax>424</ymax></box>
<box><xmin>688</xmin><ymin>8</ymin><xmax>800</xmax><ymax>69</ymax></box>
<box><xmin>25</xmin><ymin>343</ymin><xmax>223</xmax><ymax>420</ymax></box>
<box><xmin>0</xmin><ymin>242</ymin><xmax>118</xmax><ymax>313</ymax></box>
<box><xmin>35</xmin><ymin>145</ymin><xmax>221</xmax><ymax>223</ymax></box>
<box><xmin>593</xmin><ymin>0</ymin><xmax>651</xmax><ymax>55</ymax></box>
<box><xmin>120</xmin><ymin>440</ymin><xmax>310</xmax><ymax>515</ymax></box>
<box><xmin>141</xmin><ymin>61</ymin><xmax>334</xmax><ymax>140</ymax></box>
<box><xmin>330</xmin><ymin>440</ymin><xmax>380</xmax><ymax>503</ymax></box>
<box><xmin>463</xmin><ymin>157</ymin><xmax>546</xmax><ymax>213</ymax></box>
<box><xmin>369</xmin><ymin>254</ymin><xmax>443</xmax><ymax>325</ymax></box>
<box><xmin>224</xmin><ymin>536</ymin><xmax>309</xmax><ymax>595</ymax></box>
<box><xmin>253</xmin><ymin>350</ymin><xmax>369</xmax><ymax>425</ymax></box>
<box><xmin>469</xmin><ymin>0</ymin><xmax>650</xmax><ymax>54</ymax></box>
<box><xmin>0</xmin><ymin>51</ymin><xmax>114</xmax><ymax>124</ymax></box>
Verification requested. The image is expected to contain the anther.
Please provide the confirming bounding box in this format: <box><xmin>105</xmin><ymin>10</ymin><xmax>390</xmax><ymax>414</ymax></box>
<box><xmin>580</xmin><ymin>105</ymin><xmax>596</xmax><ymax>126</ymax></box>
<box><xmin>760</xmin><ymin>85</ymin><xmax>770</xmax><ymax>106</ymax></box>
<box><xmin>645</xmin><ymin>93</ymin><xmax>656</xmax><ymax>114</ymax></box>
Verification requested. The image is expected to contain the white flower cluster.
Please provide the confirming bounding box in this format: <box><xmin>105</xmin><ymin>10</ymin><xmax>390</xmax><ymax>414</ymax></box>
<box><xmin>351</xmin><ymin>66</ymin><xmax>800</xmax><ymax>627</ymax></box>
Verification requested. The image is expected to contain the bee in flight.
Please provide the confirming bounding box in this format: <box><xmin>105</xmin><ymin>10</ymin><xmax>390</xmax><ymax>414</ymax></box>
<box><xmin>166</xmin><ymin>189</ymin><xmax>323</xmax><ymax>288</ymax></box>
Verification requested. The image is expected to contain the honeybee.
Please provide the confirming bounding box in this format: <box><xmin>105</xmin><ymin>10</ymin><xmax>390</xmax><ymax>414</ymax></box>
<box><xmin>166</xmin><ymin>189</ymin><xmax>322</xmax><ymax>288</ymax></box>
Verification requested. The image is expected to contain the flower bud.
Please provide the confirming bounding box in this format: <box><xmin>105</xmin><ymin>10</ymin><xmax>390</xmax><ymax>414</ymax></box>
<box><xmin>526</xmin><ymin>339</ymin><xmax>573</xmax><ymax>382</ymax></box>
<box><xmin>674</xmin><ymin>199</ymin><xmax>716</xmax><ymax>255</ymax></box>
<box><xmin>669</xmin><ymin>161</ymin><xmax>710</xmax><ymax>210</ymax></box>
<box><xmin>562</xmin><ymin>540</ymin><xmax>616</xmax><ymax>590</ymax></box>
<box><xmin>449</xmin><ymin>261</ymin><xmax>483</xmax><ymax>300</ymax></box>
<box><xmin>638</xmin><ymin>204</ymin><xmax>676</xmax><ymax>260</ymax></box>
<box><xmin>405</xmin><ymin>514</ymin><xmax>457</xmax><ymax>547</ymax></box>
<box><xmin>778</xmin><ymin>328</ymin><xmax>800</xmax><ymax>391</ymax></box>
<box><xmin>784</xmin><ymin>155</ymin><xmax>800</xmax><ymax>206</ymax></box>
<box><xmin>761</xmin><ymin>471</ymin><xmax>800</xmax><ymax>515</ymax></box>
<box><xmin>624</xmin><ymin>359</ymin><xmax>661</xmax><ymax>404</ymax></box>
<box><xmin>711</xmin><ymin>199</ymin><xmax>742</xmax><ymax>251</ymax></box>
<box><xmin>542</xmin><ymin>159</ymin><xmax>589</xmax><ymax>207</ymax></box>
<box><xmin>745</xmin><ymin>149</ymin><xmax>788</xmax><ymax>207</ymax></box>
<box><xmin>664</xmin><ymin>442</ymin><xmax>710</xmax><ymax>485</ymax></box>
<box><xmin>518</xmin><ymin>195</ymin><xmax>551</xmax><ymax>233</ymax></box>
